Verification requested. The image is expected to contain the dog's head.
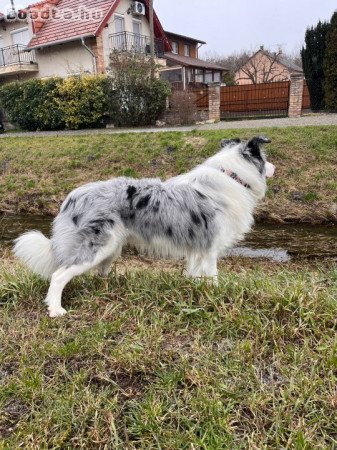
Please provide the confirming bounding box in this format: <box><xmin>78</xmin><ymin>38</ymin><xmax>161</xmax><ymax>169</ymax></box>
<box><xmin>220</xmin><ymin>136</ymin><xmax>275</xmax><ymax>178</ymax></box>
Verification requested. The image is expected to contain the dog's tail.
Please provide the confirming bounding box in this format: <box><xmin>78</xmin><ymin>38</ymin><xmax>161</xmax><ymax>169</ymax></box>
<box><xmin>13</xmin><ymin>231</ymin><xmax>58</xmax><ymax>279</ymax></box>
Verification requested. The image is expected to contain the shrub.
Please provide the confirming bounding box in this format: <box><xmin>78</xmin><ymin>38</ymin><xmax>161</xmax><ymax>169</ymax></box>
<box><xmin>0</xmin><ymin>76</ymin><xmax>108</xmax><ymax>131</ymax></box>
<box><xmin>0</xmin><ymin>62</ymin><xmax>170</xmax><ymax>130</ymax></box>
<box><xmin>107</xmin><ymin>52</ymin><xmax>171</xmax><ymax>127</ymax></box>
<box><xmin>56</xmin><ymin>75</ymin><xmax>109</xmax><ymax>129</ymax></box>
<box><xmin>0</xmin><ymin>78</ymin><xmax>64</xmax><ymax>131</ymax></box>
<box><xmin>166</xmin><ymin>89</ymin><xmax>198</xmax><ymax>125</ymax></box>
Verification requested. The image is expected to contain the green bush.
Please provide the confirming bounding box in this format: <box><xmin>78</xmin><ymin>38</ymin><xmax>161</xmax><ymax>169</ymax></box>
<box><xmin>0</xmin><ymin>64</ymin><xmax>170</xmax><ymax>130</ymax></box>
<box><xmin>56</xmin><ymin>75</ymin><xmax>109</xmax><ymax>129</ymax></box>
<box><xmin>107</xmin><ymin>52</ymin><xmax>171</xmax><ymax>127</ymax></box>
<box><xmin>0</xmin><ymin>78</ymin><xmax>64</xmax><ymax>131</ymax></box>
<box><xmin>0</xmin><ymin>75</ymin><xmax>108</xmax><ymax>131</ymax></box>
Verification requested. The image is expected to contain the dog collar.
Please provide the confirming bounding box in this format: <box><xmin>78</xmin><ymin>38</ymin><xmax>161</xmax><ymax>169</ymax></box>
<box><xmin>220</xmin><ymin>168</ymin><xmax>251</xmax><ymax>189</ymax></box>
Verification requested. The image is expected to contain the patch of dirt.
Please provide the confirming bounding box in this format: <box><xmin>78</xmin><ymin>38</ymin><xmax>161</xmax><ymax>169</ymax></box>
<box><xmin>0</xmin><ymin>399</ymin><xmax>29</xmax><ymax>438</ymax></box>
<box><xmin>184</xmin><ymin>136</ymin><xmax>207</xmax><ymax>148</ymax></box>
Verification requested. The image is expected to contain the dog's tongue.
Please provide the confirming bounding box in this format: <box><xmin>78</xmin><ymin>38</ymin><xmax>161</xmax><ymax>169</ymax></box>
<box><xmin>266</xmin><ymin>162</ymin><xmax>275</xmax><ymax>178</ymax></box>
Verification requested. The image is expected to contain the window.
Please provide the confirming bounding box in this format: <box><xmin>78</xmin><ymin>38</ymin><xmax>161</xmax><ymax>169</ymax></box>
<box><xmin>0</xmin><ymin>37</ymin><xmax>4</xmax><ymax>66</ymax></box>
<box><xmin>195</xmin><ymin>69</ymin><xmax>204</xmax><ymax>83</ymax></box>
<box><xmin>184</xmin><ymin>44</ymin><xmax>190</xmax><ymax>57</ymax></box>
<box><xmin>132</xmin><ymin>20</ymin><xmax>141</xmax><ymax>35</ymax></box>
<box><xmin>114</xmin><ymin>15</ymin><xmax>125</xmax><ymax>50</ymax></box>
<box><xmin>213</xmin><ymin>71</ymin><xmax>221</xmax><ymax>82</ymax></box>
<box><xmin>205</xmin><ymin>70</ymin><xmax>213</xmax><ymax>83</ymax></box>
<box><xmin>11</xmin><ymin>27</ymin><xmax>30</xmax><ymax>47</ymax></box>
<box><xmin>114</xmin><ymin>15</ymin><xmax>125</xmax><ymax>34</ymax></box>
<box><xmin>171</xmin><ymin>42</ymin><xmax>178</xmax><ymax>54</ymax></box>
<box><xmin>132</xmin><ymin>20</ymin><xmax>142</xmax><ymax>52</ymax></box>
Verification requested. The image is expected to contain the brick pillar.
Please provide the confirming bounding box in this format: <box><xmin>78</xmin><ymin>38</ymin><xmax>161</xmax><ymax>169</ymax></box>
<box><xmin>208</xmin><ymin>83</ymin><xmax>221</xmax><ymax>122</ymax></box>
<box><xmin>288</xmin><ymin>73</ymin><xmax>304</xmax><ymax>118</ymax></box>
<box><xmin>91</xmin><ymin>35</ymin><xmax>106</xmax><ymax>74</ymax></box>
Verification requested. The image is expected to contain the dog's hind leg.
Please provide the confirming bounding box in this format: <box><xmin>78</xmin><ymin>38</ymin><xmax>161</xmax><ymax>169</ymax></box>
<box><xmin>45</xmin><ymin>262</ymin><xmax>96</xmax><ymax>318</ymax></box>
<box><xmin>97</xmin><ymin>244</ymin><xmax>122</xmax><ymax>277</ymax></box>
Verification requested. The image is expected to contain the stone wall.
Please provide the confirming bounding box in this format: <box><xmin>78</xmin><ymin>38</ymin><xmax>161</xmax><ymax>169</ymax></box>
<box><xmin>288</xmin><ymin>74</ymin><xmax>305</xmax><ymax>118</ymax></box>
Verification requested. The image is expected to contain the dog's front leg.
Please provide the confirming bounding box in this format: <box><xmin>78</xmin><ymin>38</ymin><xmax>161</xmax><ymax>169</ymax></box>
<box><xmin>200</xmin><ymin>251</ymin><xmax>219</xmax><ymax>286</ymax></box>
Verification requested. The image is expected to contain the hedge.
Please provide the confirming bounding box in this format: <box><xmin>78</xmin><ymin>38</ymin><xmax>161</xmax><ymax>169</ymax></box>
<box><xmin>0</xmin><ymin>71</ymin><xmax>170</xmax><ymax>131</ymax></box>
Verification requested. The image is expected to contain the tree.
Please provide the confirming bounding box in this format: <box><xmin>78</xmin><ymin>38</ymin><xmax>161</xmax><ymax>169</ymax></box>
<box><xmin>301</xmin><ymin>20</ymin><xmax>330</xmax><ymax>111</ymax></box>
<box><xmin>323</xmin><ymin>12</ymin><xmax>337</xmax><ymax>111</ymax></box>
<box><xmin>107</xmin><ymin>51</ymin><xmax>170</xmax><ymax>126</ymax></box>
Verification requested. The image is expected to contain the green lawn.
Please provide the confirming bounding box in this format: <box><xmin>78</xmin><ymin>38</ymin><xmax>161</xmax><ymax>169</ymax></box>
<box><xmin>1</xmin><ymin>125</ymin><xmax>337</xmax><ymax>448</ymax></box>
<box><xmin>0</xmin><ymin>125</ymin><xmax>336</xmax><ymax>222</ymax></box>
<box><xmin>1</xmin><ymin>256</ymin><xmax>337</xmax><ymax>448</ymax></box>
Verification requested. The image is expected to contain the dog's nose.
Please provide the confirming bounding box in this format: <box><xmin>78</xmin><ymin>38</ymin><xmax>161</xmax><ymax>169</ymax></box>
<box><xmin>265</xmin><ymin>162</ymin><xmax>275</xmax><ymax>178</ymax></box>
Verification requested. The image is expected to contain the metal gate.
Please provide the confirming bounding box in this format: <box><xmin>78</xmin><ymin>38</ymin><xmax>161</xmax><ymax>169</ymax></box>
<box><xmin>220</xmin><ymin>81</ymin><xmax>290</xmax><ymax>119</ymax></box>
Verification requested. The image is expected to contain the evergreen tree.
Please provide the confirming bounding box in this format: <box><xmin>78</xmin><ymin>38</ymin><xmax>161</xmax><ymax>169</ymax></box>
<box><xmin>323</xmin><ymin>12</ymin><xmax>337</xmax><ymax>111</ymax></box>
<box><xmin>301</xmin><ymin>20</ymin><xmax>330</xmax><ymax>110</ymax></box>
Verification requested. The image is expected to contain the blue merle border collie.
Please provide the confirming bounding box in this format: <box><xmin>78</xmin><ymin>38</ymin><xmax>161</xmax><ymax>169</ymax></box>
<box><xmin>14</xmin><ymin>136</ymin><xmax>275</xmax><ymax>317</ymax></box>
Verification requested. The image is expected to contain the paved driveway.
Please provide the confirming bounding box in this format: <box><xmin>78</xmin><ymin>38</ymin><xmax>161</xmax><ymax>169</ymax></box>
<box><xmin>1</xmin><ymin>113</ymin><xmax>336</xmax><ymax>138</ymax></box>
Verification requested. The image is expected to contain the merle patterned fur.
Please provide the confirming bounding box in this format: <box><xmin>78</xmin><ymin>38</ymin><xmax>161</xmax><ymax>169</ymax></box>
<box><xmin>14</xmin><ymin>136</ymin><xmax>275</xmax><ymax>317</ymax></box>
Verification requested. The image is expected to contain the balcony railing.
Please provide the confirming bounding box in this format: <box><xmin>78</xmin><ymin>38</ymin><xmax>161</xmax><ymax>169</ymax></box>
<box><xmin>0</xmin><ymin>44</ymin><xmax>37</xmax><ymax>67</ymax></box>
<box><xmin>109</xmin><ymin>32</ymin><xmax>165</xmax><ymax>58</ymax></box>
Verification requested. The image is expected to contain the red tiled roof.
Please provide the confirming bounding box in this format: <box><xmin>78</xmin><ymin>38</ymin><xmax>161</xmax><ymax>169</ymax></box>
<box><xmin>28</xmin><ymin>0</ymin><xmax>117</xmax><ymax>48</ymax></box>
<box><xmin>27</xmin><ymin>0</ymin><xmax>171</xmax><ymax>51</ymax></box>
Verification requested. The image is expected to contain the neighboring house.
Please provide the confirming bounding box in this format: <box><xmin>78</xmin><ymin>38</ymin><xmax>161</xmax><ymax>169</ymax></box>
<box><xmin>235</xmin><ymin>47</ymin><xmax>303</xmax><ymax>85</ymax></box>
<box><xmin>161</xmin><ymin>31</ymin><xmax>228</xmax><ymax>88</ymax></box>
<box><xmin>0</xmin><ymin>0</ymin><xmax>170</xmax><ymax>82</ymax></box>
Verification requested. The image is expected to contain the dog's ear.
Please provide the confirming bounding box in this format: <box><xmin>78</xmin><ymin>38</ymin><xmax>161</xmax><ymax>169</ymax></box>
<box><xmin>247</xmin><ymin>136</ymin><xmax>271</xmax><ymax>158</ymax></box>
<box><xmin>221</xmin><ymin>138</ymin><xmax>241</xmax><ymax>148</ymax></box>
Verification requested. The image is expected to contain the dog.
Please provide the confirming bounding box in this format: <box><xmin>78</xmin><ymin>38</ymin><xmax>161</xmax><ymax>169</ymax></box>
<box><xmin>14</xmin><ymin>136</ymin><xmax>275</xmax><ymax>317</ymax></box>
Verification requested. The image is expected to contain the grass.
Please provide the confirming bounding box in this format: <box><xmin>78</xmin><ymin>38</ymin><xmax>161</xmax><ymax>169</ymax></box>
<box><xmin>1</xmin><ymin>253</ymin><xmax>337</xmax><ymax>448</ymax></box>
<box><xmin>0</xmin><ymin>125</ymin><xmax>336</xmax><ymax>222</ymax></box>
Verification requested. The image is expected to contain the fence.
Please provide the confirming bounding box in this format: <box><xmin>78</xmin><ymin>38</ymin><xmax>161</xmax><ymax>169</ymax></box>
<box><xmin>302</xmin><ymin>80</ymin><xmax>311</xmax><ymax>111</ymax></box>
<box><xmin>0</xmin><ymin>45</ymin><xmax>36</xmax><ymax>67</ymax></box>
<box><xmin>166</xmin><ymin>77</ymin><xmax>311</xmax><ymax>123</ymax></box>
<box><xmin>108</xmin><ymin>33</ymin><xmax>165</xmax><ymax>58</ymax></box>
<box><xmin>220</xmin><ymin>81</ymin><xmax>291</xmax><ymax>119</ymax></box>
<box><xmin>190</xmin><ymin>86</ymin><xmax>209</xmax><ymax>109</ymax></box>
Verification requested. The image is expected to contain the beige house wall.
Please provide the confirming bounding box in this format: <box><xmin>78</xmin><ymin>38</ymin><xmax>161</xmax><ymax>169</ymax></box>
<box><xmin>102</xmin><ymin>0</ymin><xmax>151</xmax><ymax>69</ymax></box>
<box><xmin>0</xmin><ymin>19</ymin><xmax>33</xmax><ymax>47</ymax></box>
<box><xmin>35</xmin><ymin>41</ymin><xmax>94</xmax><ymax>78</ymax></box>
<box><xmin>235</xmin><ymin>52</ymin><xmax>291</xmax><ymax>85</ymax></box>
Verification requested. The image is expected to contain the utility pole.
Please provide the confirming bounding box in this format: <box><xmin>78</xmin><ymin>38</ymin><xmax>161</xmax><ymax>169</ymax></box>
<box><xmin>149</xmin><ymin>0</ymin><xmax>155</xmax><ymax>78</ymax></box>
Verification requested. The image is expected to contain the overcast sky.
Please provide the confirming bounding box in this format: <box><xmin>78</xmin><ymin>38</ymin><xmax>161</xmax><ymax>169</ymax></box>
<box><xmin>0</xmin><ymin>0</ymin><xmax>335</xmax><ymax>57</ymax></box>
<box><xmin>155</xmin><ymin>0</ymin><xmax>336</xmax><ymax>57</ymax></box>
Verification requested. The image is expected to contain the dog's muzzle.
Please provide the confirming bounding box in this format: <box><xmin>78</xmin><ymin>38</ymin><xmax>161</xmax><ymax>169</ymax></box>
<box><xmin>265</xmin><ymin>162</ymin><xmax>275</xmax><ymax>178</ymax></box>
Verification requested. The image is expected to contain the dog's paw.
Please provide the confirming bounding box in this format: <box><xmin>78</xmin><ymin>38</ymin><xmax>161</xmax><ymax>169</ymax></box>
<box><xmin>48</xmin><ymin>307</ymin><xmax>67</xmax><ymax>318</ymax></box>
<box><xmin>97</xmin><ymin>269</ymin><xmax>111</xmax><ymax>278</ymax></box>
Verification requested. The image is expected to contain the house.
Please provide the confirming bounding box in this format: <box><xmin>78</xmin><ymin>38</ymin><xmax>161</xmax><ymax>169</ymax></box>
<box><xmin>0</xmin><ymin>1</ymin><xmax>227</xmax><ymax>89</ymax></box>
<box><xmin>160</xmin><ymin>31</ymin><xmax>228</xmax><ymax>89</ymax></box>
<box><xmin>235</xmin><ymin>47</ymin><xmax>303</xmax><ymax>85</ymax></box>
<box><xmin>0</xmin><ymin>0</ymin><xmax>170</xmax><ymax>82</ymax></box>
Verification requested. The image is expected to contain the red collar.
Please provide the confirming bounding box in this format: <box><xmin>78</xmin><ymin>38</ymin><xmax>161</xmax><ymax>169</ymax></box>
<box><xmin>221</xmin><ymin>168</ymin><xmax>251</xmax><ymax>189</ymax></box>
